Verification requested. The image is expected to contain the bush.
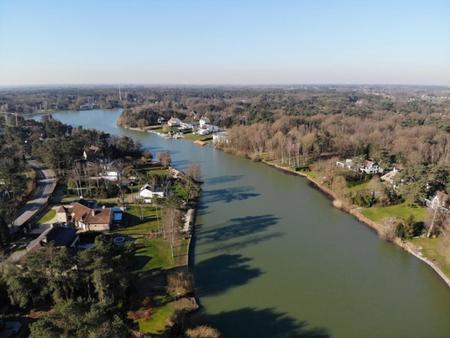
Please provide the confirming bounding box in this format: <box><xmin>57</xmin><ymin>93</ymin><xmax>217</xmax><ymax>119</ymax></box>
<box><xmin>185</xmin><ymin>326</ymin><xmax>221</xmax><ymax>338</ymax></box>
<box><xmin>352</xmin><ymin>191</ymin><xmax>376</xmax><ymax>207</ymax></box>
<box><xmin>395</xmin><ymin>216</ymin><xmax>424</xmax><ymax>239</ymax></box>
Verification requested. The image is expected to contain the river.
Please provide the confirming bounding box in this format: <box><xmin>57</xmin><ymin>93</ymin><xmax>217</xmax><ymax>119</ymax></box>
<box><xmin>36</xmin><ymin>109</ymin><xmax>450</xmax><ymax>338</ymax></box>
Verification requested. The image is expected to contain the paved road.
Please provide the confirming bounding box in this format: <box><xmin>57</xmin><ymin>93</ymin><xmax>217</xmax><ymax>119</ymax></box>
<box><xmin>12</xmin><ymin>160</ymin><xmax>57</xmax><ymax>228</ymax></box>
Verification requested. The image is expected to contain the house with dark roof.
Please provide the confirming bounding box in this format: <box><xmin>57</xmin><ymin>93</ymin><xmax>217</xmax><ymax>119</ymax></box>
<box><xmin>57</xmin><ymin>200</ymin><xmax>113</xmax><ymax>232</ymax></box>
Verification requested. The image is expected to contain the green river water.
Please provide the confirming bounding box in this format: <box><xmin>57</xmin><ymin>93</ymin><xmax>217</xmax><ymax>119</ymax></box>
<box><xmin>41</xmin><ymin>109</ymin><xmax>450</xmax><ymax>338</ymax></box>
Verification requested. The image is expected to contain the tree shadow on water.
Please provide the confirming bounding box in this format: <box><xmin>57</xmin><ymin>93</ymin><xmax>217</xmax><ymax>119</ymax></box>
<box><xmin>191</xmin><ymin>307</ymin><xmax>330</xmax><ymax>338</ymax></box>
<box><xmin>200</xmin><ymin>214</ymin><xmax>280</xmax><ymax>243</ymax></box>
<box><xmin>202</xmin><ymin>186</ymin><xmax>260</xmax><ymax>204</ymax></box>
<box><xmin>193</xmin><ymin>254</ymin><xmax>262</xmax><ymax>297</ymax></box>
<box><xmin>205</xmin><ymin>175</ymin><xmax>244</xmax><ymax>185</ymax></box>
<box><xmin>200</xmin><ymin>232</ymin><xmax>282</xmax><ymax>255</ymax></box>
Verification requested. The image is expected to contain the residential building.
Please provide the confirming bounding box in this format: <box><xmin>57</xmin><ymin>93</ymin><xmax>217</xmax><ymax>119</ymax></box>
<box><xmin>199</xmin><ymin>116</ymin><xmax>210</xmax><ymax>128</ymax></box>
<box><xmin>360</xmin><ymin>161</ymin><xmax>384</xmax><ymax>175</ymax></box>
<box><xmin>101</xmin><ymin>161</ymin><xmax>121</xmax><ymax>181</ymax></box>
<box><xmin>336</xmin><ymin>159</ymin><xmax>353</xmax><ymax>170</ymax></box>
<box><xmin>179</xmin><ymin>122</ymin><xmax>194</xmax><ymax>132</ymax></box>
<box><xmin>197</xmin><ymin>127</ymin><xmax>212</xmax><ymax>136</ymax></box>
<box><xmin>139</xmin><ymin>184</ymin><xmax>165</xmax><ymax>203</ymax></box>
<box><xmin>58</xmin><ymin>200</ymin><xmax>113</xmax><ymax>232</ymax></box>
<box><xmin>381</xmin><ymin>168</ymin><xmax>399</xmax><ymax>186</ymax></box>
<box><xmin>167</xmin><ymin>117</ymin><xmax>181</xmax><ymax>127</ymax></box>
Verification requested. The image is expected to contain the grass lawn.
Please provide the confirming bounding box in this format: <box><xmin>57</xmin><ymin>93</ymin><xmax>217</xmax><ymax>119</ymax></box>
<box><xmin>410</xmin><ymin>237</ymin><xmax>450</xmax><ymax>279</ymax></box>
<box><xmin>137</xmin><ymin>301</ymin><xmax>174</xmax><ymax>334</ymax></box>
<box><xmin>148</xmin><ymin>168</ymin><xmax>169</xmax><ymax>176</ymax></box>
<box><xmin>361</xmin><ymin>202</ymin><xmax>427</xmax><ymax>222</ymax></box>
<box><xmin>347</xmin><ymin>181</ymin><xmax>370</xmax><ymax>192</ymax></box>
<box><xmin>134</xmin><ymin>238</ymin><xmax>174</xmax><ymax>271</ymax></box>
<box><xmin>183</xmin><ymin>133</ymin><xmax>212</xmax><ymax>142</ymax></box>
<box><xmin>116</xmin><ymin>206</ymin><xmax>161</xmax><ymax>234</ymax></box>
<box><xmin>39</xmin><ymin>209</ymin><xmax>56</xmax><ymax>223</ymax></box>
<box><xmin>113</xmin><ymin>204</ymin><xmax>179</xmax><ymax>334</ymax></box>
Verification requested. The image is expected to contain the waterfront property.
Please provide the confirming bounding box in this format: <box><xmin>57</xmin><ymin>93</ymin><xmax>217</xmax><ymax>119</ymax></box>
<box><xmin>138</xmin><ymin>184</ymin><xmax>165</xmax><ymax>203</ymax></box>
<box><xmin>57</xmin><ymin>200</ymin><xmax>113</xmax><ymax>232</ymax></box>
<box><xmin>360</xmin><ymin>160</ymin><xmax>384</xmax><ymax>174</ymax></box>
<box><xmin>37</xmin><ymin>109</ymin><xmax>450</xmax><ymax>338</ymax></box>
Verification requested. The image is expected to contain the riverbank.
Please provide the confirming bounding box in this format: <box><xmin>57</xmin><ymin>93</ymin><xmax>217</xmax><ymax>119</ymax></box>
<box><xmin>262</xmin><ymin>159</ymin><xmax>450</xmax><ymax>289</ymax></box>
<box><xmin>118</xmin><ymin>123</ymin><xmax>213</xmax><ymax>145</ymax></box>
<box><xmin>120</xmin><ymin>119</ymin><xmax>450</xmax><ymax>290</ymax></box>
<box><xmin>117</xmin><ymin>123</ymin><xmax>162</xmax><ymax>132</ymax></box>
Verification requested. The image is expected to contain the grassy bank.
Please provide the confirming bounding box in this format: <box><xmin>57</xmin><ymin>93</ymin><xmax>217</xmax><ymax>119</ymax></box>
<box><xmin>114</xmin><ymin>205</ymin><xmax>177</xmax><ymax>334</ymax></box>
<box><xmin>410</xmin><ymin>237</ymin><xmax>450</xmax><ymax>279</ymax></box>
<box><xmin>361</xmin><ymin>203</ymin><xmax>427</xmax><ymax>222</ymax></box>
<box><xmin>262</xmin><ymin>158</ymin><xmax>450</xmax><ymax>287</ymax></box>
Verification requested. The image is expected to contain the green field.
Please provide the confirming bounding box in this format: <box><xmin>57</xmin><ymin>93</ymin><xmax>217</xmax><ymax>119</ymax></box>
<box><xmin>361</xmin><ymin>202</ymin><xmax>427</xmax><ymax>222</ymax></box>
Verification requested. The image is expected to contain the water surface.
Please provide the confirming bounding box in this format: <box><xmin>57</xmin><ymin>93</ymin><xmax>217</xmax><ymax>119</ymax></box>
<box><xmin>40</xmin><ymin>109</ymin><xmax>450</xmax><ymax>338</ymax></box>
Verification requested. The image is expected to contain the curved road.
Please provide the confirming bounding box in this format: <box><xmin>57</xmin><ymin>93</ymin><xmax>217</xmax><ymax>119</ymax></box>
<box><xmin>12</xmin><ymin>160</ymin><xmax>57</xmax><ymax>229</ymax></box>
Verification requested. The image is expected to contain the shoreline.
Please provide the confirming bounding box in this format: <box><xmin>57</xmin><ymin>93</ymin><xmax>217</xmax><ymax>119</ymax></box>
<box><xmin>262</xmin><ymin>159</ymin><xmax>450</xmax><ymax>289</ymax></box>
<box><xmin>120</xmin><ymin>126</ymin><xmax>450</xmax><ymax>288</ymax></box>
<box><xmin>119</xmin><ymin>123</ymin><xmax>212</xmax><ymax>145</ymax></box>
<box><xmin>117</xmin><ymin>120</ymin><xmax>450</xmax><ymax>288</ymax></box>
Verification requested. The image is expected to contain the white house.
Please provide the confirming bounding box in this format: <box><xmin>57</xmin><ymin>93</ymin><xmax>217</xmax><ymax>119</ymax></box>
<box><xmin>101</xmin><ymin>162</ymin><xmax>120</xmax><ymax>181</ymax></box>
<box><xmin>197</xmin><ymin>127</ymin><xmax>212</xmax><ymax>136</ymax></box>
<box><xmin>167</xmin><ymin>117</ymin><xmax>181</xmax><ymax>127</ymax></box>
<box><xmin>336</xmin><ymin>159</ymin><xmax>353</xmax><ymax>170</ymax></box>
<box><xmin>179</xmin><ymin>122</ymin><xmax>194</xmax><ymax>131</ymax></box>
<box><xmin>199</xmin><ymin>116</ymin><xmax>210</xmax><ymax>128</ymax></box>
<box><xmin>360</xmin><ymin>161</ymin><xmax>384</xmax><ymax>175</ymax></box>
<box><xmin>139</xmin><ymin>184</ymin><xmax>165</xmax><ymax>203</ymax></box>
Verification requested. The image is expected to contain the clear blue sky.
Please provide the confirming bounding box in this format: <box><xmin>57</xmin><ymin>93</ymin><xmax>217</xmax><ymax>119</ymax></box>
<box><xmin>1</xmin><ymin>0</ymin><xmax>449</xmax><ymax>86</ymax></box>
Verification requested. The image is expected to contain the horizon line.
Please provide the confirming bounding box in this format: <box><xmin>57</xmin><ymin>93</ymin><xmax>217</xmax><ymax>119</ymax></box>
<box><xmin>1</xmin><ymin>83</ymin><xmax>449</xmax><ymax>90</ymax></box>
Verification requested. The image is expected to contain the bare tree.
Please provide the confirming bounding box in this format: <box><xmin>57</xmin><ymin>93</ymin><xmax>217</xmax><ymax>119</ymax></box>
<box><xmin>163</xmin><ymin>206</ymin><xmax>181</xmax><ymax>261</ymax></box>
<box><xmin>157</xmin><ymin>152</ymin><xmax>172</xmax><ymax>167</ymax></box>
<box><xmin>186</xmin><ymin>163</ymin><xmax>201</xmax><ymax>182</ymax></box>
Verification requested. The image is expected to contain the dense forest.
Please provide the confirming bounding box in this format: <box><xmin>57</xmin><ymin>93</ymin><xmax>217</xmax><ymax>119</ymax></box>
<box><xmin>110</xmin><ymin>86</ymin><xmax>450</xmax><ymax>239</ymax></box>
